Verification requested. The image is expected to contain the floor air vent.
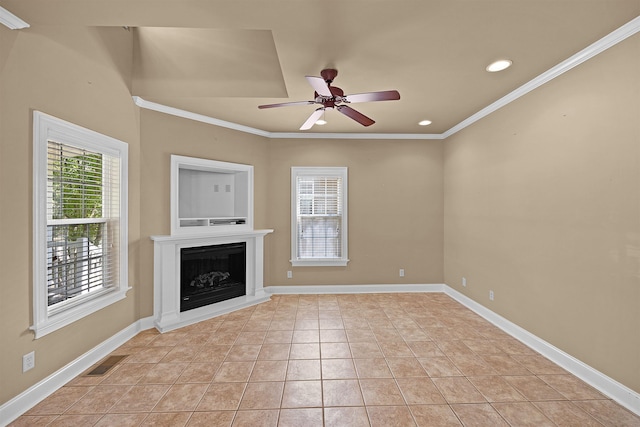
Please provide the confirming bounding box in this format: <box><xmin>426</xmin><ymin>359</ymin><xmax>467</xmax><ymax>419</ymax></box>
<box><xmin>85</xmin><ymin>355</ymin><xmax>128</xmax><ymax>376</ymax></box>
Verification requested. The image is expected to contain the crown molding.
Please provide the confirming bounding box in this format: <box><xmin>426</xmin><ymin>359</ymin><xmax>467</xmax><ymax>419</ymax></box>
<box><xmin>442</xmin><ymin>14</ymin><xmax>640</xmax><ymax>139</ymax></box>
<box><xmin>132</xmin><ymin>96</ymin><xmax>271</xmax><ymax>138</ymax></box>
<box><xmin>134</xmin><ymin>15</ymin><xmax>640</xmax><ymax>141</ymax></box>
<box><xmin>0</xmin><ymin>6</ymin><xmax>29</xmax><ymax>30</ymax></box>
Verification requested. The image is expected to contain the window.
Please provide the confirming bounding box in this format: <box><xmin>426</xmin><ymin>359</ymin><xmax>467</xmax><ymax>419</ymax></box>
<box><xmin>32</xmin><ymin>111</ymin><xmax>129</xmax><ymax>338</ymax></box>
<box><xmin>291</xmin><ymin>167</ymin><xmax>348</xmax><ymax>266</ymax></box>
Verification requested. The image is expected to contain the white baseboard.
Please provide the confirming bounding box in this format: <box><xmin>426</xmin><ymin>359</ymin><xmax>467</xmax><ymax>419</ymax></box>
<box><xmin>264</xmin><ymin>283</ymin><xmax>445</xmax><ymax>295</ymax></box>
<box><xmin>3</xmin><ymin>284</ymin><xmax>639</xmax><ymax>425</ymax></box>
<box><xmin>0</xmin><ymin>316</ymin><xmax>155</xmax><ymax>427</ymax></box>
<box><xmin>443</xmin><ymin>286</ymin><xmax>640</xmax><ymax>416</ymax></box>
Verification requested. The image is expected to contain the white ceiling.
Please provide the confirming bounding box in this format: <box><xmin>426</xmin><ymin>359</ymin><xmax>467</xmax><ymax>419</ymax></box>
<box><xmin>3</xmin><ymin>0</ymin><xmax>640</xmax><ymax>134</ymax></box>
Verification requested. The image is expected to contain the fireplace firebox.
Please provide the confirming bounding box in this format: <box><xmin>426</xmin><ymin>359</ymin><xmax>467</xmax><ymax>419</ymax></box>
<box><xmin>180</xmin><ymin>242</ymin><xmax>246</xmax><ymax>312</ymax></box>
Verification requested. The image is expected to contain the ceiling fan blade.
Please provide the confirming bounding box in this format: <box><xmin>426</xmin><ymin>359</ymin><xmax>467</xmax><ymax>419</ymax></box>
<box><xmin>336</xmin><ymin>105</ymin><xmax>375</xmax><ymax>127</ymax></box>
<box><xmin>344</xmin><ymin>90</ymin><xmax>400</xmax><ymax>103</ymax></box>
<box><xmin>258</xmin><ymin>100</ymin><xmax>315</xmax><ymax>109</ymax></box>
<box><xmin>305</xmin><ymin>76</ymin><xmax>332</xmax><ymax>97</ymax></box>
<box><xmin>300</xmin><ymin>108</ymin><xmax>325</xmax><ymax>130</ymax></box>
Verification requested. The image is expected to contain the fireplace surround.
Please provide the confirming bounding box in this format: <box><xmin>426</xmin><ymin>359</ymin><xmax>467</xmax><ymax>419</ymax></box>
<box><xmin>151</xmin><ymin>156</ymin><xmax>272</xmax><ymax>332</ymax></box>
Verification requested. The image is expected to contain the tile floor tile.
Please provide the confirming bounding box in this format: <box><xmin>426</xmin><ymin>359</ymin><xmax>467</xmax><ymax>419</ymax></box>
<box><xmin>196</xmin><ymin>382</ymin><xmax>246</xmax><ymax>411</ymax></box>
<box><xmin>238</xmin><ymin>381</ymin><xmax>284</xmax><ymax>409</ymax></box>
<box><xmin>349</xmin><ymin>342</ymin><xmax>384</xmax><ymax>358</ymax></box>
<box><xmin>467</xmin><ymin>375</ymin><xmax>527</xmax><ymax>402</ymax></box>
<box><xmin>153</xmin><ymin>383</ymin><xmax>208</xmax><ymax>412</ymax></box>
<box><xmin>386</xmin><ymin>357</ymin><xmax>428</xmax><ymax>377</ymax></box>
<box><xmin>249</xmin><ymin>360</ymin><xmax>288</xmax><ymax>382</ymax></box>
<box><xmin>213</xmin><ymin>361</ymin><xmax>254</xmax><ymax>382</ymax></box>
<box><xmin>286</xmin><ymin>359</ymin><xmax>321</xmax><ymax>380</ymax></box>
<box><xmin>395</xmin><ymin>377</ymin><xmax>447</xmax><ymax>405</ymax></box>
<box><xmin>366</xmin><ymin>405</ymin><xmax>417</xmax><ymax>427</ymax></box>
<box><xmin>185</xmin><ymin>411</ymin><xmax>234</xmax><ymax>427</ymax></box>
<box><xmin>503</xmin><ymin>375</ymin><xmax>566</xmax><ymax>401</ymax></box>
<box><xmin>321</xmin><ymin>358</ymin><xmax>357</xmax><ymax>379</ymax></box>
<box><xmin>538</xmin><ymin>374</ymin><xmax>607</xmax><ymax>400</ymax></box>
<box><xmin>573</xmin><ymin>399</ymin><xmax>640</xmax><ymax>427</ymax></box>
<box><xmin>322</xmin><ymin>379</ymin><xmax>364</xmax><ymax>406</ymax></box>
<box><xmin>324</xmin><ymin>407</ymin><xmax>370</xmax><ymax>427</ymax></box>
<box><xmin>281</xmin><ymin>380</ymin><xmax>323</xmax><ymax>408</ymax></box>
<box><xmin>231</xmin><ymin>409</ymin><xmax>279</xmax><ymax>427</ymax></box>
<box><xmin>109</xmin><ymin>384</ymin><xmax>170</xmax><ymax>412</ymax></box>
<box><xmin>359</xmin><ymin>378</ymin><xmax>406</xmax><ymax>406</ymax></box>
<box><xmin>289</xmin><ymin>343</ymin><xmax>320</xmax><ymax>359</ymax></box>
<box><xmin>432</xmin><ymin>377</ymin><xmax>486</xmax><ymax>404</ymax></box>
<box><xmin>410</xmin><ymin>404</ymin><xmax>462</xmax><ymax>426</ymax></box>
<box><xmin>320</xmin><ymin>342</ymin><xmax>352</xmax><ymax>359</ymax></box>
<box><xmin>532</xmin><ymin>401</ymin><xmax>605</xmax><ymax>426</ymax></box>
<box><xmin>450</xmin><ymin>403</ymin><xmax>510</xmax><ymax>427</ymax></box>
<box><xmin>492</xmin><ymin>402</ymin><xmax>556</xmax><ymax>427</ymax></box>
<box><xmin>278</xmin><ymin>408</ymin><xmax>323</xmax><ymax>426</ymax></box>
<box><xmin>140</xmin><ymin>411</ymin><xmax>192</xmax><ymax>426</ymax></box>
<box><xmin>353</xmin><ymin>358</ymin><xmax>393</xmax><ymax>378</ymax></box>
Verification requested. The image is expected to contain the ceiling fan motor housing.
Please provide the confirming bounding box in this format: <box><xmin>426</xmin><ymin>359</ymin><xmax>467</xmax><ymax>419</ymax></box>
<box><xmin>320</xmin><ymin>68</ymin><xmax>338</xmax><ymax>83</ymax></box>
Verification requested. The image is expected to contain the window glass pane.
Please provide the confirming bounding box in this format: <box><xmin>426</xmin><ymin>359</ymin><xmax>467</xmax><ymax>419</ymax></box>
<box><xmin>297</xmin><ymin>217</ymin><xmax>342</xmax><ymax>258</ymax></box>
<box><xmin>48</xmin><ymin>142</ymin><xmax>103</xmax><ymax>220</ymax></box>
<box><xmin>47</xmin><ymin>223</ymin><xmax>107</xmax><ymax>305</ymax></box>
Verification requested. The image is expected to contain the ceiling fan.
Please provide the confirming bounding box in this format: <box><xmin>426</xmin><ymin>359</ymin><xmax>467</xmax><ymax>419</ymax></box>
<box><xmin>258</xmin><ymin>68</ymin><xmax>400</xmax><ymax>130</ymax></box>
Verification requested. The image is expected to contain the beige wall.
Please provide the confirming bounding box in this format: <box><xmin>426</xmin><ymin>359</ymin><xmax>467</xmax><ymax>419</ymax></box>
<box><xmin>444</xmin><ymin>34</ymin><xmax>640</xmax><ymax>392</ymax></box>
<box><xmin>266</xmin><ymin>138</ymin><xmax>444</xmax><ymax>286</ymax></box>
<box><xmin>0</xmin><ymin>26</ymin><xmax>141</xmax><ymax>404</ymax></box>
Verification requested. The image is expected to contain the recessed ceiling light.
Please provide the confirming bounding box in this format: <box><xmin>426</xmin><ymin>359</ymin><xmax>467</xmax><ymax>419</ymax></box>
<box><xmin>315</xmin><ymin>119</ymin><xmax>327</xmax><ymax>125</ymax></box>
<box><xmin>418</xmin><ymin>120</ymin><xmax>432</xmax><ymax>126</ymax></box>
<box><xmin>486</xmin><ymin>59</ymin><xmax>512</xmax><ymax>72</ymax></box>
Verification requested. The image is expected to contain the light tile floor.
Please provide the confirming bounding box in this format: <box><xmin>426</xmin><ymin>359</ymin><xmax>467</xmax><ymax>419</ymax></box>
<box><xmin>11</xmin><ymin>293</ymin><xmax>640</xmax><ymax>426</ymax></box>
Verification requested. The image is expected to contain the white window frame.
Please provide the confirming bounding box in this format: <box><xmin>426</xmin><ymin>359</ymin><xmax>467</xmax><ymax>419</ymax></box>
<box><xmin>32</xmin><ymin>111</ymin><xmax>129</xmax><ymax>339</ymax></box>
<box><xmin>291</xmin><ymin>167</ymin><xmax>349</xmax><ymax>267</ymax></box>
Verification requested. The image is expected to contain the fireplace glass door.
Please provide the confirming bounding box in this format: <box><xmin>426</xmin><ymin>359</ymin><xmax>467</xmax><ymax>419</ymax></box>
<box><xmin>180</xmin><ymin>242</ymin><xmax>246</xmax><ymax>312</ymax></box>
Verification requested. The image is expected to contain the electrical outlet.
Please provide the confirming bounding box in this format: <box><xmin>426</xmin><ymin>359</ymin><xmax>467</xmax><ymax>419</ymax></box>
<box><xmin>489</xmin><ymin>290</ymin><xmax>494</xmax><ymax>301</ymax></box>
<box><xmin>462</xmin><ymin>277</ymin><xmax>466</xmax><ymax>287</ymax></box>
<box><xmin>287</xmin><ymin>270</ymin><xmax>292</xmax><ymax>279</ymax></box>
<box><xmin>399</xmin><ymin>269</ymin><xmax>405</xmax><ymax>277</ymax></box>
<box><xmin>23</xmin><ymin>351</ymin><xmax>35</xmax><ymax>373</ymax></box>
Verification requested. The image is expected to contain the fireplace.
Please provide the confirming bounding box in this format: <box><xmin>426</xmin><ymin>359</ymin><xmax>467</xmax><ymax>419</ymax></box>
<box><xmin>152</xmin><ymin>156</ymin><xmax>272</xmax><ymax>332</ymax></box>
<box><xmin>180</xmin><ymin>242</ymin><xmax>246</xmax><ymax>312</ymax></box>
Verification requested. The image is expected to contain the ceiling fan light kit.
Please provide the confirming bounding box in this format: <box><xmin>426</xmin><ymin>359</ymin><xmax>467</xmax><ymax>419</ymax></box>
<box><xmin>258</xmin><ymin>68</ymin><xmax>400</xmax><ymax>130</ymax></box>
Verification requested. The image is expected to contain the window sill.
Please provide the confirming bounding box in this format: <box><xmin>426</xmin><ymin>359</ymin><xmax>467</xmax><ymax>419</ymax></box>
<box><xmin>290</xmin><ymin>259</ymin><xmax>350</xmax><ymax>267</ymax></box>
<box><xmin>31</xmin><ymin>287</ymin><xmax>130</xmax><ymax>339</ymax></box>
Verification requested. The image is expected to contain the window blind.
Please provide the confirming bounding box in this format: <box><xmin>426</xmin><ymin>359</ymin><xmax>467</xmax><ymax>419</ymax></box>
<box><xmin>46</xmin><ymin>141</ymin><xmax>120</xmax><ymax>308</ymax></box>
<box><xmin>296</xmin><ymin>176</ymin><xmax>343</xmax><ymax>259</ymax></box>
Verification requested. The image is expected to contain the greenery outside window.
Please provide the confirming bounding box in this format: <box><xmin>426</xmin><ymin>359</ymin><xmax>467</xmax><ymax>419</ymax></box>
<box><xmin>291</xmin><ymin>167</ymin><xmax>348</xmax><ymax>267</ymax></box>
<box><xmin>32</xmin><ymin>111</ymin><xmax>129</xmax><ymax>338</ymax></box>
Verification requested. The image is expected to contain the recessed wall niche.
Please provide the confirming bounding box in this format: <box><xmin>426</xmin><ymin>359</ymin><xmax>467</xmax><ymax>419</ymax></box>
<box><xmin>170</xmin><ymin>155</ymin><xmax>253</xmax><ymax>235</ymax></box>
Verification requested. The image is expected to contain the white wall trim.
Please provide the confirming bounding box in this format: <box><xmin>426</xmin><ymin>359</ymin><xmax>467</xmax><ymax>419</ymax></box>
<box><xmin>0</xmin><ymin>317</ymin><xmax>154</xmax><ymax>427</ymax></box>
<box><xmin>265</xmin><ymin>283</ymin><xmax>445</xmax><ymax>295</ymax></box>
<box><xmin>133</xmin><ymin>15</ymin><xmax>640</xmax><ymax>141</ymax></box>
<box><xmin>443</xmin><ymin>286</ymin><xmax>640</xmax><ymax>416</ymax></box>
<box><xmin>0</xmin><ymin>6</ymin><xmax>30</xmax><ymax>30</ymax></box>
<box><xmin>132</xmin><ymin>97</ymin><xmax>271</xmax><ymax>138</ymax></box>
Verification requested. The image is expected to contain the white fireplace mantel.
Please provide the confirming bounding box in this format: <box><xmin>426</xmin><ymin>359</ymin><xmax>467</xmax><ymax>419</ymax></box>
<box><xmin>151</xmin><ymin>229</ymin><xmax>273</xmax><ymax>332</ymax></box>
